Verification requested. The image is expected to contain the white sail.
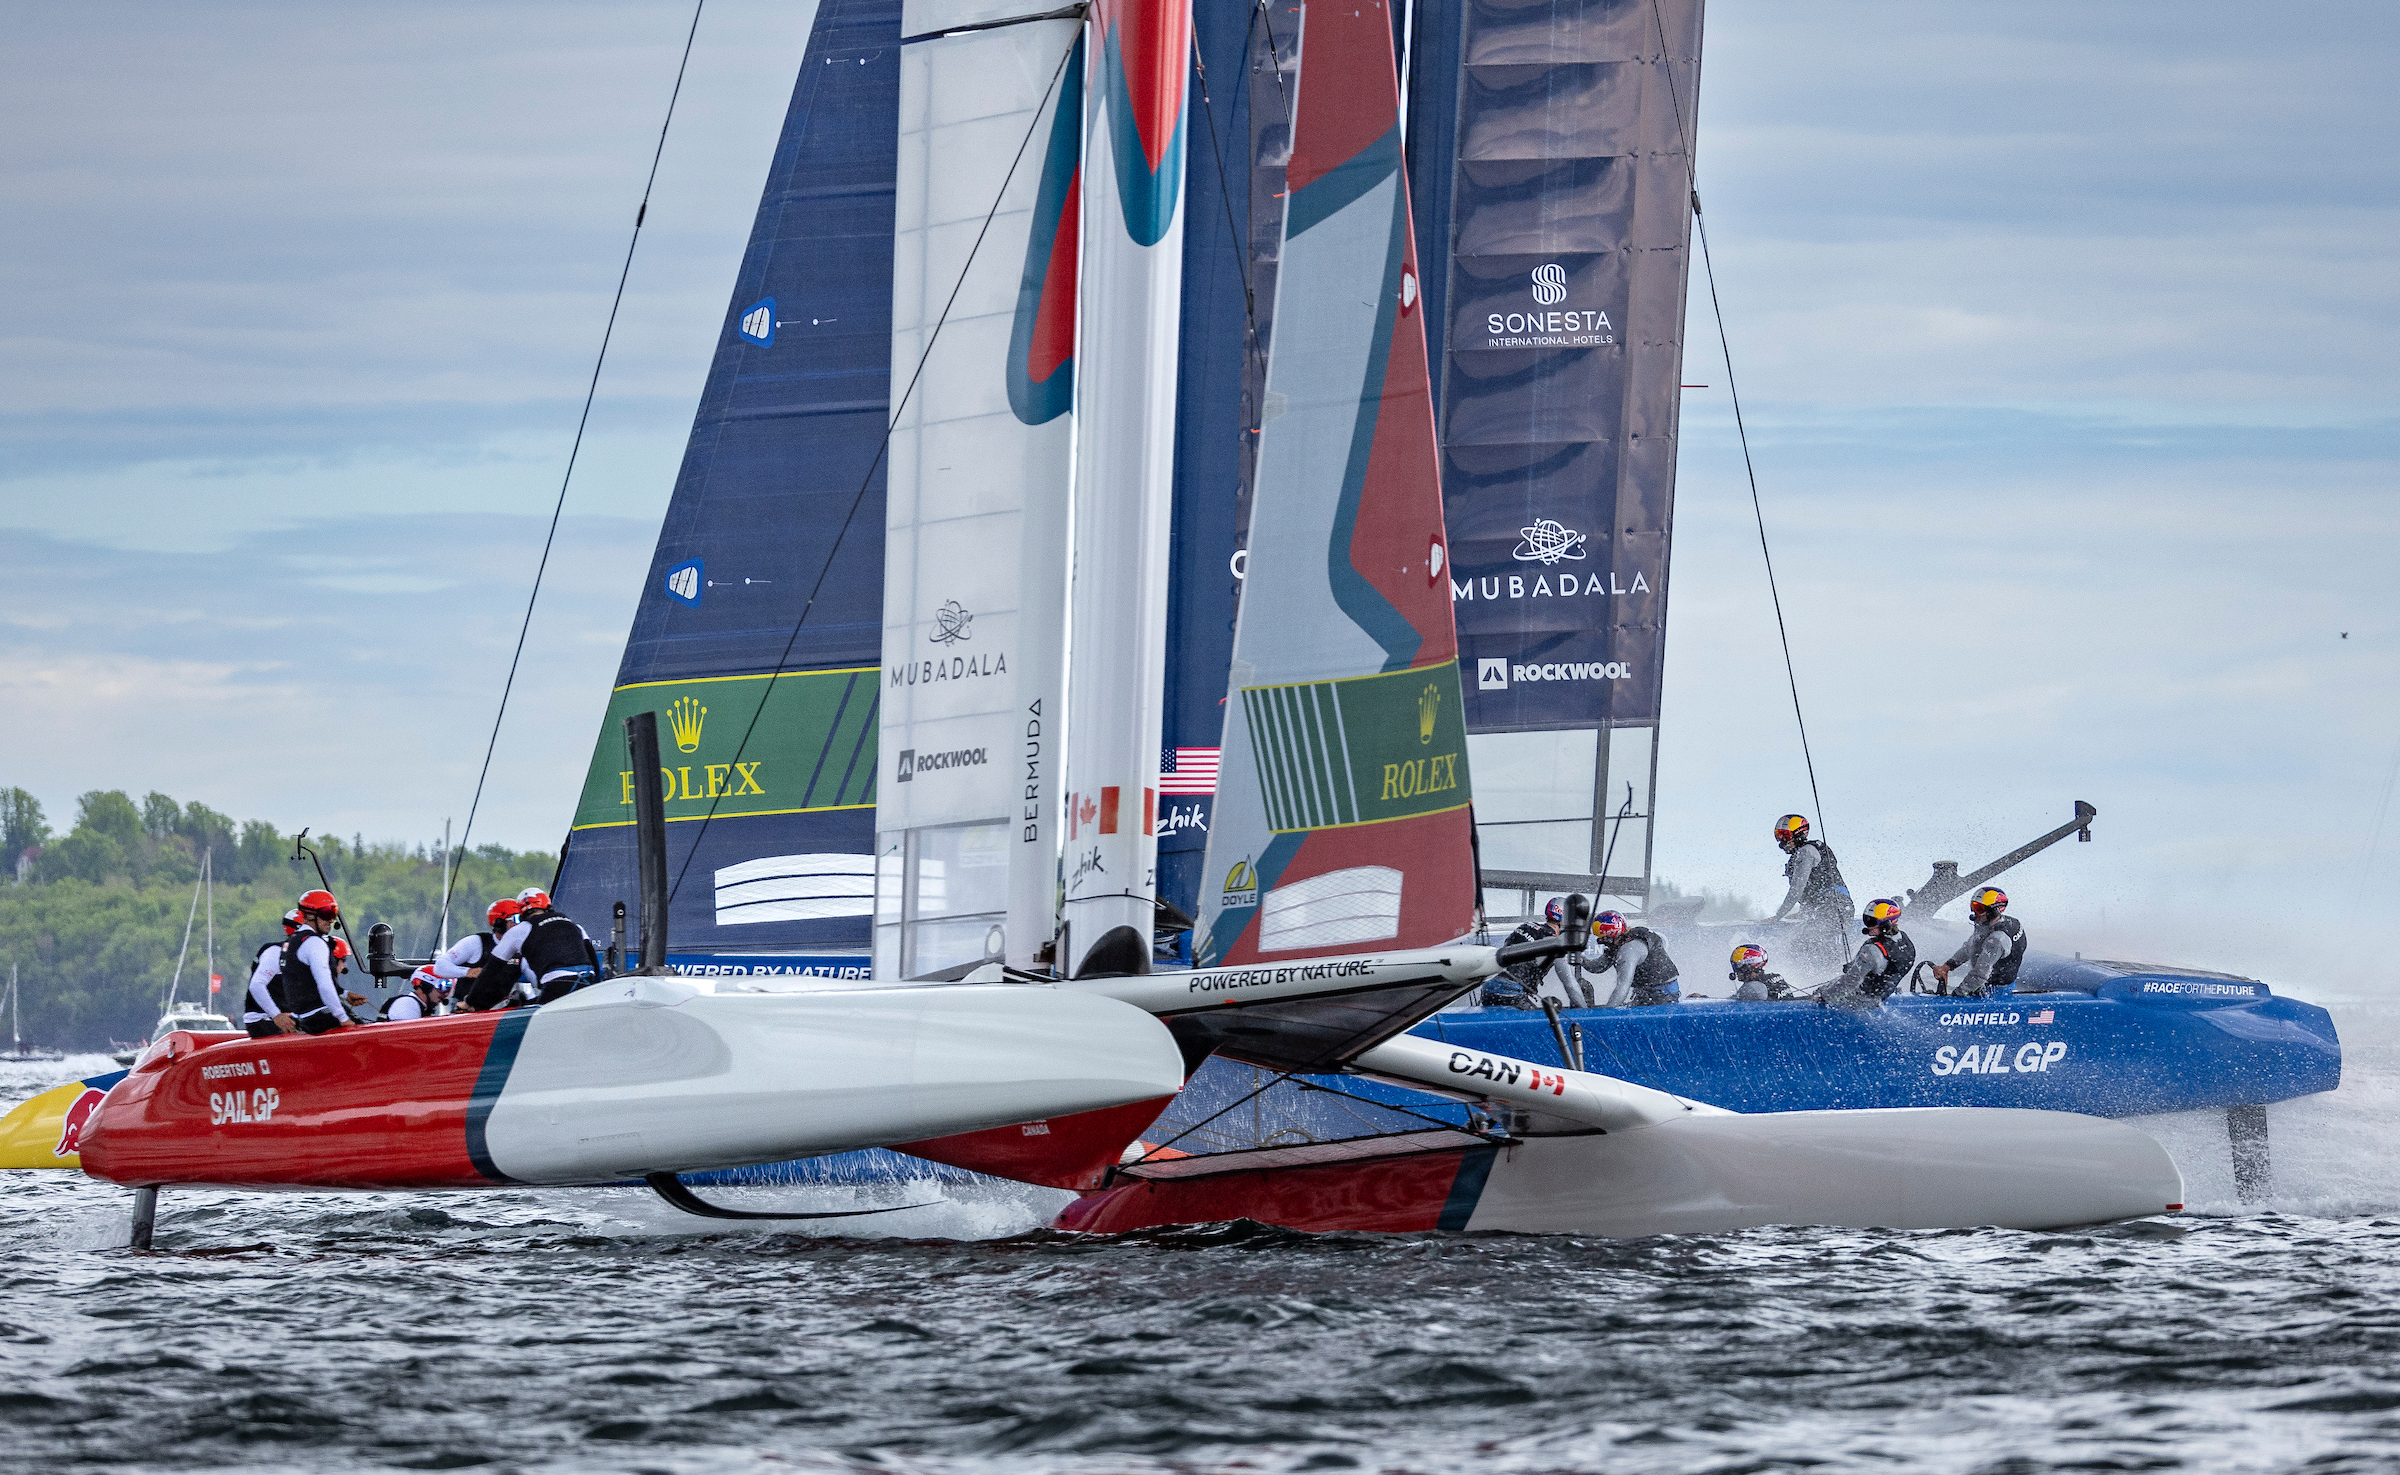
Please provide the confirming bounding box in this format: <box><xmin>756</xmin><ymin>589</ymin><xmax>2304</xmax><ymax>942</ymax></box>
<box><xmin>1058</xmin><ymin>0</ymin><xmax>1192</xmax><ymax>977</ymax></box>
<box><xmin>877</xmin><ymin>1</ymin><xmax>1086</xmax><ymax>977</ymax></box>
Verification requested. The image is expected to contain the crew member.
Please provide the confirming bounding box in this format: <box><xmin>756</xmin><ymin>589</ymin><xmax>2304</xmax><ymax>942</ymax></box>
<box><xmin>491</xmin><ymin>889</ymin><xmax>602</xmax><ymax>1004</ymax></box>
<box><xmin>1728</xmin><ymin>943</ymin><xmax>1795</xmax><ymax>1002</ymax></box>
<box><xmin>1819</xmin><ymin>898</ymin><xmax>1914</xmax><ymax>1009</ymax></box>
<box><xmin>1770</xmin><ymin>814</ymin><xmax>1853</xmax><ymax>962</ymax></box>
<box><xmin>1482</xmin><ymin>901</ymin><xmax>1562</xmax><ymax>1009</ymax></box>
<box><xmin>268</xmin><ymin>889</ymin><xmax>368</xmax><ymax>1034</ymax></box>
<box><xmin>380</xmin><ymin>966</ymin><xmax>450</xmax><ymax>1021</ymax></box>
<box><xmin>242</xmin><ymin>909</ymin><xmax>302</xmax><ymax>1039</ymax></box>
<box><xmin>1588</xmin><ymin>911</ymin><xmax>1681</xmax><ymax>1007</ymax></box>
<box><xmin>428</xmin><ymin>899</ymin><xmax>529</xmax><ymax>1012</ymax></box>
<box><xmin>1932</xmin><ymin>887</ymin><xmax>2029</xmax><ymax>997</ymax></box>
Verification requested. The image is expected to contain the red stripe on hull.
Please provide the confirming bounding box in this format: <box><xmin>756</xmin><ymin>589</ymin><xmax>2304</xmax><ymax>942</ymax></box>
<box><xmin>1056</xmin><ymin>1148</ymin><xmax>1472</xmax><ymax>1234</ymax></box>
<box><xmin>78</xmin><ymin>1017</ymin><xmax>506</xmax><ymax>1191</ymax></box>
<box><xmin>899</xmin><ymin>1095</ymin><xmax>1174</xmax><ymax>1190</ymax></box>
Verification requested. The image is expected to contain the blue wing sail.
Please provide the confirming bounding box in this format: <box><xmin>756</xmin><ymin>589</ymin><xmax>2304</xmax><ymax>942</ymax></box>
<box><xmin>552</xmin><ymin>0</ymin><xmax>902</xmax><ymax>958</ymax></box>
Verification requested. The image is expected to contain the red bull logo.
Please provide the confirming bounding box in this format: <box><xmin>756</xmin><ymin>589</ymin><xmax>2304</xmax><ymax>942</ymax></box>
<box><xmin>54</xmin><ymin>1087</ymin><xmax>104</xmax><ymax>1157</ymax></box>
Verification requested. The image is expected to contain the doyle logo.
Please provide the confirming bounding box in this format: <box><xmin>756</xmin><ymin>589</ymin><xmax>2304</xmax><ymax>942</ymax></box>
<box><xmin>664</xmin><ymin>560</ymin><xmax>703</xmax><ymax>607</ymax></box>
<box><xmin>667</xmin><ymin>696</ymin><xmax>706</xmax><ymax>754</ymax></box>
<box><xmin>1478</xmin><ymin>657</ymin><xmax>1509</xmax><ymax>691</ymax></box>
<box><xmin>930</xmin><ymin>600</ymin><xmax>972</xmax><ymax>646</ymax></box>
<box><xmin>738</xmin><ymin>297</ymin><xmax>776</xmax><ymax>347</ymax></box>
<box><xmin>1512</xmin><ymin>518</ymin><xmax>1587</xmax><ymax>566</ymax></box>
<box><xmin>1529</xmin><ymin>263</ymin><xmax>1568</xmax><ymax>306</ymax></box>
<box><xmin>1506</xmin><ymin>660</ymin><xmax>1633</xmax><ymax>684</ymax></box>
<box><xmin>900</xmin><ymin>747</ymin><xmax>986</xmax><ymax>783</ymax></box>
<box><xmin>1222</xmin><ymin>857</ymin><xmax>1258</xmax><ymax>908</ymax></box>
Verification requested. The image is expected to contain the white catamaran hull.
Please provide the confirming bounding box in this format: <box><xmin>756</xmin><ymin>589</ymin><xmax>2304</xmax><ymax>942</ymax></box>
<box><xmin>1063</xmin><ymin>1031</ymin><xmax>2182</xmax><ymax>1236</ymax></box>
<box><xmin>1459</xmin><ymin>1109</ymin><xmax>2183</xmax><ymax>1235</ymax></box>
<box><xmin>79</xmin><ymin>977</ymin><xmax>1188</xmax><ymax>1191</ymax></box>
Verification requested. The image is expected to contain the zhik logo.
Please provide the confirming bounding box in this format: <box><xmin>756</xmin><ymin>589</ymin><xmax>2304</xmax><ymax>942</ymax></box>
<box><xmin>1478</xmin><ymin>658</ymin><xmax>1509</xmax><ymax>691</ymax></box>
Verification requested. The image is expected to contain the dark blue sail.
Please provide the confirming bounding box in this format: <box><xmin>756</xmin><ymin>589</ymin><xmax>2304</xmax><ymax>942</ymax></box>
<box><xmin>1405</xmin><ymin>0</ymin><xmax>1704</xmax><ymax>896</ymax></box>
<box><xmin>552</xmin><ymin>0</ymin><xmax>900</xmax><ymax>961</ymax></box>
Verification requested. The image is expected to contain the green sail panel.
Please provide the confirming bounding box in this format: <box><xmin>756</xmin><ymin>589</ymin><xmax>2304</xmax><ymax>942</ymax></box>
<box><xmin>571</xmin><ymin>670</ymin><xmax>879</xmax><ymax>831</ymax></box>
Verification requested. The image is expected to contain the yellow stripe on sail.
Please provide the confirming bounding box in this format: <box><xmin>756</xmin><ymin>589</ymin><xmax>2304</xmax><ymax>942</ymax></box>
<box><xmin>0</xmin><ymin>1076</ymin><xmax>111</xmax><ymax>1169</ymax></box>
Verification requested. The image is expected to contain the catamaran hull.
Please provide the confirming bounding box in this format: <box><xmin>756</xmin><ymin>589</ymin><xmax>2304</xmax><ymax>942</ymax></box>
<box><xmin>1057</xmin><ymin>1107</ymin><xmax>2184</xmax><ymax>1237</ymax></box>
<box><xmin>77</xmin><ymin>979</ymin><xmax>1183</xmax><ymax>1191</ymax></box>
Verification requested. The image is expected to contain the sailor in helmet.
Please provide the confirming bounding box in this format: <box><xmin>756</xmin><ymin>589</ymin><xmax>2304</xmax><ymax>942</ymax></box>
<box><xmin>1482</xmin><ymin>899</ymin><xmax>1567</xmax><ymax>1009</ymax></box>
<box><xmin>1768</xmin><ymin>814</ymin><xmax>1853</xmax><ymax>965</ymax></box>
<box><xmin>1585</xmin><ymin>910</ymin><xmax>1681</xmax><ymax>1007</ymax></box>
<box><xmin>242</xmin><ymin>909</ymin><xmax>304</xmax><ymax>1039</ymax></box>
<box><xmin>1727</xmin><ymin>943</ymin><xmax>1795</xmax><ymax>1002</ymax></box>
<box><xmin>426</xmin><ymin>898</ymin><xmax>533</xmax><ymax>1012</ymax></box>
<box><xmin>489</xmin><ymin>888</ymin><xmax>603</xmax><ymax>1004</ymax></box>
<box><xmin>1931</xmin><ymin>887</ymin><xmax>2029</xmax><ymax>998</ymax></box>
<box><xmin>1817</xmin><ymin>898</ymin><xmax>1915</xmax><ymax>1010</ymax></box>
<box><xmin>380</xmin><ymin>966</ymin><xmax>451</xmax><ymax>1022</ymax></box>
<box><xmin>268</xmin><ymin>889</ymin><xmax>370</xmax><ymax>1034</ymax></box>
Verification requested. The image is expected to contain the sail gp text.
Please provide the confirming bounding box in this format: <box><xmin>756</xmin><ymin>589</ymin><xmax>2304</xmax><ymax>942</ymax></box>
<box><xmin>208</xmin><ymin>1086</ymin><xmax>282</xmax><ymax>1124</ymax></box>
<box><xmin>1932</xmin><ymin>1041</ymin><xmax>2067</xmax><ymax>1076</ymax></box>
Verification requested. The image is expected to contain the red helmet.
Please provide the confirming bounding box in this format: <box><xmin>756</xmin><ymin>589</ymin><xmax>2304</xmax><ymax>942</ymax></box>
<box><xmin>282</xmin><ymin>908</ymin><xmax>303</xmax><ymax>934</ymax></box>
<box><xmin>1592</xmin><ymin>910</ymin><xmax>1629</xmax><ymax>943</ymax></box>
<box><xmin>487</xmin><ymin>898</ymin><xmax>523</xmax><ymax>928</ymax></box>
<box><xmin>1773</xmin><ymin>814</ymin><xmax>1810</xmax><ymax>847</ymax></box>
<box><xmin>1542</xmin><ymin>898</ymin><xmax>1566</xmax><ymax>928</ymax></box>
<box><xmin>516</xmin><ymin>888</ymin><xmax>552</xmax><ymax>912</ymax></box>
<box><xmin>331</xmin><ymin>938</ymin><xmax>351</xmax><ymax>960</ymax></box>
<box><xmin>297</xmin><ymin>888</ymin><xmax>340</xmax><ymax>918</ymax></box>
<box><xmin>1968</xmin><ymin>886</ymin><xmax>2008</xmax><ymax>921</ymax></box>
<box><xmin>1729</xmin><ymin>943</ymin><xmax>1769</xmax><ymax>977</ymax></box>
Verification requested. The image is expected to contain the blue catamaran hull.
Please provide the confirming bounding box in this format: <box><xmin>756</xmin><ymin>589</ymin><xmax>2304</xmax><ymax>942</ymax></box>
<box><xmin>674</xmin><ymin>951</ymin><xmax>2338</xmax><ymax>1188</ymax></box>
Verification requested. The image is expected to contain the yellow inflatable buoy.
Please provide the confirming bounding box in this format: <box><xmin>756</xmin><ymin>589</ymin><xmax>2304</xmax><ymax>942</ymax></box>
<box><xmin>0</xmin><ymin>1072</ymin><xmax>123</xmax><ymax>1169</ymax></box>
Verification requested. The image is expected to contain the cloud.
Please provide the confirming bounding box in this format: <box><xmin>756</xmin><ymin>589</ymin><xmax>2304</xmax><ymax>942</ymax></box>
<box><xmin>0</xmin><ymin>515</ymin><xmax>655</xmax><ymax>852</ymax></box>
<box><xmin>2</xmin><ymin>0</ymin><xmax>2396</xmax><ymax>975</ymax></box>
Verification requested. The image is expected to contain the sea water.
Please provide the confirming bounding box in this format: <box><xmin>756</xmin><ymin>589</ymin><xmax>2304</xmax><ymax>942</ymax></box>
<box><xmin>5</xmin><ymin>991</ymin><xmax>2399</xmax><ymax>1474</ymax></box>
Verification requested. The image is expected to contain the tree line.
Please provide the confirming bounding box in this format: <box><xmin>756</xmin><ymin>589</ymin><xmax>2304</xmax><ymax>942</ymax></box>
<box><xmin>0</xmin><ymin>787</ymin><xmax>554</xmax><ymax>1048</ymax></box>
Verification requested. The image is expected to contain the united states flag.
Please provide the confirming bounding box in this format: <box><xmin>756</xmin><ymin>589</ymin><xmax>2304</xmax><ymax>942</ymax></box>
<box><xmin>1159</xmin><ymin>747</ymin><xmax>1220</xmax><ymax>795</ymax></box>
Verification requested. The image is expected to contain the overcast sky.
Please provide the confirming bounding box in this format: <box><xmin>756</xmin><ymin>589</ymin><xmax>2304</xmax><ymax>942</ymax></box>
<box><xmin>3</xmin><ymin>2</ymin><xmax>2395</xmax><ymax>978</ymax></box>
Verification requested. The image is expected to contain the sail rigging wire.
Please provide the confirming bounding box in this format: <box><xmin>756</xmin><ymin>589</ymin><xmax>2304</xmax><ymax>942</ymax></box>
<box><xmin>2355</xmin><ymin>727</ymin><xmax>2400</xmax><ymax>903</ymax></box>
<box><xmin>667</xmin><ymin>32</ymin><xmax>1081</xmax><ymax>908</ymax></box>
<box><xmin>440</xmin><ymin>0</ymin><xmax>707</xmax><ymax>927</ymax></box>
<box><xmin>1644</xmin><ymin>0</ymin><xmax>1828</xmax><ymax>835</ymax></box>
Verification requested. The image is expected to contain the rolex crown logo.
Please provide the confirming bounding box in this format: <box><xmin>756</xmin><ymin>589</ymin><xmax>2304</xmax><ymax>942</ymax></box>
<box><xmin>1418</xmin><ymin>682</ymin><xmax>1441</xmax><ymax>745</ymax></box>
<box><xmin>667</xmin><ymin>696</ymin><xmax>707</xmax><ymax>754</ymax></box>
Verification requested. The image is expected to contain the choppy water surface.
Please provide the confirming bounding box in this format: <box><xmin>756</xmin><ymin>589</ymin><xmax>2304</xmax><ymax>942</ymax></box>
<box><xmin>7</xmin><ymin>991</ymin><xmax>2400</xmax><ymax>1475</ymax></box>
